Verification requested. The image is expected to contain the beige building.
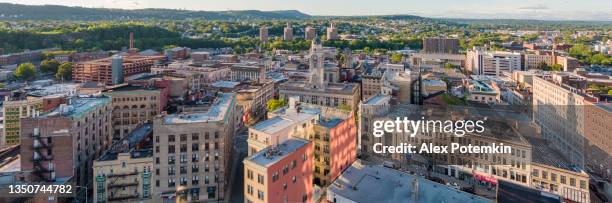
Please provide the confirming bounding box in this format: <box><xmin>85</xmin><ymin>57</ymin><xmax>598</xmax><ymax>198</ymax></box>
<box><xmin>103</xmin><ymin>85</ymin><xmax>164</xmax><ymax>139</ymax></box>
<box><xmin>326</xmin><ymin>22</ymin><xmax>339</xmax><ymax>40</ymax></box>
<box><xmin>93</xmin><ymin>124</ymin><xmax>154</xmax><ymax>202</ymax></box>
<box><xmin>2</xmin><ymin>97</ymin><xmax>43</xmax><ymax>148</ymax></box>
<box><xmin>152</xmin><ymin>93</ymin><xmax>237</xmax><ymax>202</ymax></box>
<box><xmin>305</xmin><ymin>26</ymin><xmax>316</xmax><ymax>40</ymax></box>
<box><xmin>236</xmin><ymin>80</ymin><xmax>275</xmax><ymax>125</ymax></box>
<box><xmin>409</xmin><ymin>53</ymin><xmax>466</xmax><ymax>68</ymax></box>
<box><xmin>259</xmin><ymin>25</ymin><xmax>269</xmax><ymax>43</ymax></box>
<box><xmin>361</xmin><ymin>70</ymin><xmax>384</xmax><ymax>101</ymax></box>
<box><xmin>283</xmin><ymin>22</ymin><xmax>294</xmax><ymax>41</ymax></box>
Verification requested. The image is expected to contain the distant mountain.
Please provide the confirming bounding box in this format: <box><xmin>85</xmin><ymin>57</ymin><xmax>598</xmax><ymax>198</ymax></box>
<box><xmin>0</xmin><ymin>3</ymin><xmax>311</xmax><ymax>20</ymax></box>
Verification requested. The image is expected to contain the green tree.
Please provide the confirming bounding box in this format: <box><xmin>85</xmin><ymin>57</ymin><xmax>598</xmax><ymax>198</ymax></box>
<box><xmin>40</xmin><ymin>59</ymin><xmax>60</xmax><ymax>73</ymax></box>
<box><xmin>338</xmin><ymin>104</ymin><xmax>352</xmax><ymax>112</ymax></box>
<box><xmin>444</xmin><ymin>63</ymin><xmax>456</xmax><ymax>70</ymax></box>
<box><xmin>390</xmin><ymin>53</ymin><xmax>403</xmax><ymax>63</ymax></box>
<box><xmin>56</xmin><ymin>62</ymin><xmax>73</xmax><ymax>81</ymax></box>
<box><xmin>550</xmin><ymin>64</ymin><xmax>563</xmax><ymax>71</ymax></box>
<box><xmin>14</xmin><ymin>63</ymin><xmax>37</xmax><ymax>81</ymax></box>
<box><xmin>267</xmin><ymin>98</ymin><xmax>286</xmax><ymax>112</ymax></box>
<box><xmin>535</xmin><ymin>61</ymin><xmax>550</xmax><ymax>71</ymax></box>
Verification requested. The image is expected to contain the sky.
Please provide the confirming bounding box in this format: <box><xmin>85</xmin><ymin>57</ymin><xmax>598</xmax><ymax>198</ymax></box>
<box><xmin>3</xmin><ymin>0</ymin><xmax>612</xmax><ymax>21</ymax></box>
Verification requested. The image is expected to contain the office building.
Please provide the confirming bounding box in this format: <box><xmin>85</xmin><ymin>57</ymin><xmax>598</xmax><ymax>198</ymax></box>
<box><xmin>243</xmin><ymin>138</ymin><xmax>313</xmax><ymax>203</ymax></box>
<box><xmin>230</xmin><ymin>64</ymin><xmax>266</xmax><ymax>84</ymax></box>
<box><xmin>422</xmin><ymin>38</ymin><xmax>460</xmax><ymax>54</ymax></box>
<box><xmin>466</xmin><ymin>47</ymin><xmax>522</xmax><ymax>76</ymax></box>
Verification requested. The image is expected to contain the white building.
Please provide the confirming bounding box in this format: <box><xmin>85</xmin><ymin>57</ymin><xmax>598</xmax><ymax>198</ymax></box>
<box><xmin>466</xmin><ymin>47</ymin><xmax>522</xmax><ymax>76</ymax></box>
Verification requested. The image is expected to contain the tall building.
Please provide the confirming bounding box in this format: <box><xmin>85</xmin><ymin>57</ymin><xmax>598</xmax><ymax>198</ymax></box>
<box><xmin>243</xmin><ymin>138</ymin><xmax>313</xmax><ymax>203</ymax></box>
<box><xmin>20</xmin><ymin>96</ymin><xmax>113</xmax><ymax>187</ymax></box>
<box><xmin>2</xmin><ymin>97</ymin><xmax>42</xmax><ymax>148</ymax></box>
<box><xmin>466</xmin><ymin>47</ymin><xmax>522</xmax><ymax>76</ymax></box>
<box><xmin>259</xmin><ymin>25</ymin><xmax>269</xmax><ymax>43</ymax></box>
<box><xmin>283</xmin><ymin>22</ymin><xmax>294</xmax><ymax>41</ymax></box>
<box><xmin>93</xmin><ymin>124</ymin><xmax>154</xmax><ymax>202</ymax></box>
<box><xmin>152</xmin><ymin>93</ymin><xmax>237</xmax><ymax>202</ymax></box>
<box><xmin>326</xmin><ymin>22</ymin><xmax>339</xmax><ymax>40</ymax></box>
<box><xmin>422</xmin><ymin>38</ymin><xmax>460</xmax><ymax>54</ymax></box>
<box><xmin>102</xmin><ymin>85</ymin><xmax>168</xmax><ymax>139</ymax></box>
<box><xmin>305</xmin><ymin>26</ymin><xmax>316</xmax><ymax>40</ymax></box>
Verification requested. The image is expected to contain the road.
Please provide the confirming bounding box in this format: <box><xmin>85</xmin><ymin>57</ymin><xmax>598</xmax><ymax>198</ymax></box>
<box><xmin>228</xmin><ymin>130</ymin><xmax>248</xmax><ymax>203</ymax></box>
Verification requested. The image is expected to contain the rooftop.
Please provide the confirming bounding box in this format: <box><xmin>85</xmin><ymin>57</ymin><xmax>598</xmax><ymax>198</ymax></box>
<box><xmin>211</xmin><ymin>80</ymin><xmax>241</xmax><ymax>89</ymax></box>
<box><xmin>328</xmin><ymin>160</ymin><xmax>492</xmax><ymax>203</ymax></box>
<box><xmin>528</xmin><ymin>137</ymin><xmax>584</xmax><ymax>173</ymax></box>
<box><xmin>364</xmin><ymin>94</ymin><xmax>390</xmax><ymax>105</ymax></box>
<box><xmin>41</xmin><ymin>96</ymin><xmax>111</xmax><ymax>119</ymax></box>
<box><xmin>25</xmin><ymin>83</ymin><xmax>79</xmax><ymax>97</ymax></box>
<box><xmin>164</xmin><ymin>93</ymin><xmax>235</xmax><ymax>124</ymax></box>
<box><xmin>246</xmin><ymin>138</ymin><xmax>309</xmax><ymax>167</ymax></box>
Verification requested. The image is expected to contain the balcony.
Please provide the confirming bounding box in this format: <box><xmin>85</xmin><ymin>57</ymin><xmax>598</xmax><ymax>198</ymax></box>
<box><xmin>33</xmin><ymin>140</ymin><xmax>52</xmax><ymax>149</ymax></box>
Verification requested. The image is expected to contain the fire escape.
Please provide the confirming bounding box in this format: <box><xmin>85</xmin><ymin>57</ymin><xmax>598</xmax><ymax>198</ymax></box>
<box><xmin>32</xmin><ymin>128</ymin><xmax>54</xmax><ymax>182</ymax></box>
<box><xmin>105</xmin><ymin>170</ymin><xmax>140</xmax><ymax>202</ymax></box>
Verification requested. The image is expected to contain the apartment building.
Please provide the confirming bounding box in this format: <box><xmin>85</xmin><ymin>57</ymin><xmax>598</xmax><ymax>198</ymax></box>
<box><xmin>284</xmin><ymin>22</ymin><xmax>294</xmax><ymax>41</ymax></box>
<box><xmin>259</xmin><ymin>26</ymin><xmax>269</xmax><ymax>43</ymax></box>
<box><xmin>326</xmin><ymin>22</ymin><xmax>339</xmax><ymax>40</ymax></box>
<box><xmin>305</xmin><ymin>26</ymin><xmax>316</xmax><ymax>40</ymax></box>
<box><xmin>93</xmin><ymin>124</ymin><xmax>154</xmax><ymax>202</ymax></box>
<box><xmin>230</xmin><ymin>64</ymin><xmax>266</xmax><ymax>84</ymax></box>
<box><xmin>103</xmin><ymin>85</ymin><xmax>167</xmax><ymax>139</ymax></box>
<box><xmin>2</xmin><ymin>97</ymin><xmax>42</xmax><ymax>148</ymax></box>
<box><xmin>153</xmin><ymin>93</ymin><xmax>236</xmax><ymax>202</ymax></box>
<box><xmin>20</xmin><ymin>96</ymin><xmax>113</xmax><ymax>187</ymax></box>
<box><xmin>243</xmin><ymin>138</ymin><xmax>313</xmax><ymax>203</ymax></box>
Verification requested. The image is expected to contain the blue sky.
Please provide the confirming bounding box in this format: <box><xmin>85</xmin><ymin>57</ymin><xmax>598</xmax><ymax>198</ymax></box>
<box><xmin>3</xmin><ymin>0</ymin><xmax>612</xmax><ymax>20</ymax></box>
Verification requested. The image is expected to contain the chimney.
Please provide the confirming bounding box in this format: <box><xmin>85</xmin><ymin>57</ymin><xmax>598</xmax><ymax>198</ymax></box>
<box><xmin>129</xmin><ymin>32</ymin><xmax>134</xmax><ymax>50</ymax></box>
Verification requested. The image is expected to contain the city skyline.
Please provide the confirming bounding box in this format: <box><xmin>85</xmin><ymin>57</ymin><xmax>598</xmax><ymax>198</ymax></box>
<box><xmin>2</xmin><ymin>0</ymin><xmax>612</xmax><ymax>21</ymax></box>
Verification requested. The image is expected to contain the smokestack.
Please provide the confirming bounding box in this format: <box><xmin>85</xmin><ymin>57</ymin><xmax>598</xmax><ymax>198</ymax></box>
<box><xmin>129</xmin><ymin>32</ymin><xmax>134</xmax><ymax>49</ymax></box>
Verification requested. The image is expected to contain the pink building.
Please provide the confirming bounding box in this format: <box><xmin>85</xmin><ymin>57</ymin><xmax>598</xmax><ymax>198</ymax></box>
<box><xmin>315</xmin><ymin>113</ymin><xmax>357</xmax><ymax>186</ymax></box>
<box><xmin>243</xmin><ymin>138</ymin><xmax>313</xmax><ymax>203</ymax></box>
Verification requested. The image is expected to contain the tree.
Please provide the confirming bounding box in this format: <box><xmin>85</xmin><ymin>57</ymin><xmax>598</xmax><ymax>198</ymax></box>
<box><xmin>56</xmin><ymin>62</ymin><xmax>73</xmax><ymax>81</ymax></box>
<box><xmin>550</xmin><ymin>64</ymin><xmax>563</xmax><ymax>71</ymax></box>
<box><xmin>444</xmin><ymin>63</ymin><xmax>456</xmax><ymax>70</ymax></box>
<box><xmin>338</xmin><ymin>104</ymin><xmax>352</xmax><ymax>112</ymax></box>
<box><xmin>40</xmin><ymin>59</ymin><xmax>60</xmax><ymax>73</ymax></box>
<box><xmin>390</xmin><ymin>53</ymin><xmax>403</xmax><ymax>64</ymax></box>
<box><xmin>266</xmin><ymin>98</ymin><xmax>286</xmax><ymax>112</ymax></box>
<box><xmin>535</xmin><ymin>61</ymin><xmax>550</xmax><ymax>71</ymax></box>
<box><xmin>14</xmin><ymin>63</ymin><xmax>37</xmax><ymax>81</ymax></box>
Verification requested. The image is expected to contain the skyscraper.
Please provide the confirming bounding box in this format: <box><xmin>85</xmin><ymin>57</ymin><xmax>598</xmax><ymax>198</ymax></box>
<box><xmin>326</xmin><ymin>21</ymin><xmax>338</xmax><ymax>40</ymax></box>
<box><xmin>305</xmin><ymin>26</ymin><xmax>316</xmax><ymax>40</ymax></box>
<box><xmin>259</xmin><ymin>25</ymin><xmax>268</xmax><ymax>43</ymax></box>
<box><xmin>283</xmin><ymin>22</ymin><xmax>294</xmax><ymax>41</ymax></box>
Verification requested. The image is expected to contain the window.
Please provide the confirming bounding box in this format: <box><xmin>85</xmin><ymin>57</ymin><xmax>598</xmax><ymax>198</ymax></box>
<box><xmin>532</xmin><ymin>169</ymin><xmax>539</xmax><ymax>177</ymax></box>
<box><xmin>168</xmin><ymin>135</ymin><xmax>175</xmax><ymax>142</ymax></box>
<box><xmin>257</xmin><ymin>190</ymin><xmax>264</xmax><ymax>200</ymax></box>
<box><xmin>580</xmin><ymin>180</ymin><xmax>586</xmax><ymax>189</ymax></box>
<box><xmin>570</xmin><ymin>178</ymin><xmax>576</xmax><ymax>187</ymax></box>
<box><xmin>272</xmin><ymin>172</ymin><xmax>279</xmax><ymax>182</ymax></box>
<box><xmin>551</xmin><ymin>173</ymin><xmax>557</xmax><ymax>182</ymax></box>
<box><xmin>192</xmin><ymin>133</ymin><xmax>199</xmax><ymax>141</ymax></box>
<box><xmin>192</xmin><ymin>143</ymin><xmax>199</xmax><ymax>151</ymax></box>
<box><xmin>247</xmin><ymin>170</ymin><xmax>253</xmax><ymax>180</ymax></box>
<box><xmin>560</xmin><ymin>175</ymin><xmax>566</xmax><ymax>184</ymax></box>
<box><xmin>257</xmin><ymin>174</ymin><xmax>264</xmax><ymax>184</ymax></box>
<box><xmin>291</xmin><ymin>160</ymin><xmax>297</xmax><ymax>169</ymax></box>
<box><xmin>247</xmin><ymin>185</ymin><xmax>254</xmax><ymax>195</ymax></box>
<box><xmin>180</xmin><ymin>134</ymin><xmax>187</xmax><ymax>142</ymax></box>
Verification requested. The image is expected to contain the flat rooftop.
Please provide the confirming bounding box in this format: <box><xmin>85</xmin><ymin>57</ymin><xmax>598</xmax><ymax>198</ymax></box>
<box><xmin>528</xmin><ymin>137</ymin><xmax>584</xmax><ymax>173</ymax></box>
<box><xmin>328</xmin><ymin>160</ymin><xmax>491</xmax><ymax>203</ymax></box>
<box><xmin>164</xmin><ymin>93</ymin><xmax>235</xmax><ymax>124</ymax></box>
<box><xmin>26</xmin><ymin>83</ymin><xmax>79</xmax><ymax>97</ymax></box>
<box><xmin>42</xmin><ymin>96</ymin><xmax>111</xmax><ymax>119</ymax></box>
<box><xmin>280</xmin><ymin>81</ymin><xmax>358</xmax><ymax>93</ymax></box>
<box><xmin>211</xmin><ymin>80</ymin><xmax>241</xmax><ymax>89</ymax></box>
<box><xmin>364</xmin><ymin>94</ymin><xmax>390</xmax><ymax>105</ymax></box>
<box><xmin>251</xmin><ymin>110</ymin><xmax>317</xmax><ymax>135</ymax></box>
<box><xmin>246</xmin><ymin>138</ymin><xmax>309</xmax><ymax>167</ymax></box>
